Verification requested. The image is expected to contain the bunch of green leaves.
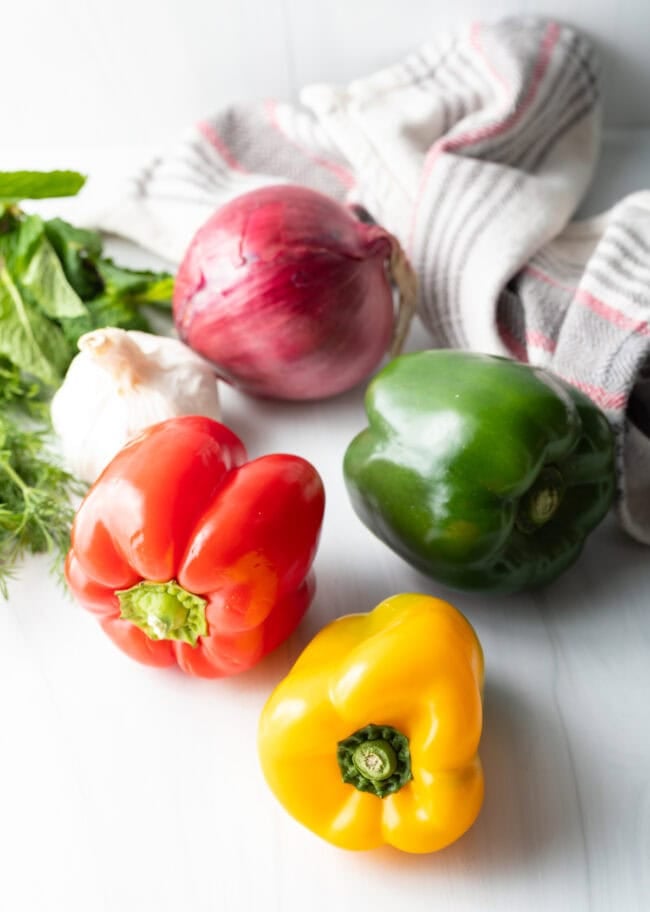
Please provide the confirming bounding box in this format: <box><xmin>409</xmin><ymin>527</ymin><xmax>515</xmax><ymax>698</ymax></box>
<box><xmin>0</xmin><ymin>172</ymin><xmax>173</xmax><ymax>388</ymax></box>
<box><xmin>0</xmin><ymin>170</ymin><xmax>174</xmax><ymax>595</ymax></box>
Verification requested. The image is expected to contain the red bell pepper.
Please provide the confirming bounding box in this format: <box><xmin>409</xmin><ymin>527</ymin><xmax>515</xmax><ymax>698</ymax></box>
<box><xmin>65</xmin><ymin>415</ymin><xmax>325</xmax><ymax>677</ymax></box>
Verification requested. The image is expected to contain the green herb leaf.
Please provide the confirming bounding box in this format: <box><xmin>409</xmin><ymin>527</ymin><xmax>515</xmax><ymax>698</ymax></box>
<box><xmin>0</xmin><ymin>212</ymin><xmax>44</xmax><ymax>270</ymax></box>
<box><xmin>44</xmin><ymin>218</ymin><xmax>103</xmax><ymax>300</ymax></box>
<box><xmin>0</xmin><ymin>263</ymin><xmax>70</xmax><ymax>385</ymax></box>
<box><xmin>95</xmin><ymin>258</ymin><xmax>174</xmax><ymax>307</ymax></box>
<box><xmin>0</xmin><ymin>214</ymin><xmax>80</xmax><ymax>378</ymax></box>
<box><xmin>60</xmin><ymin>293</ymin><xmax>152</xmax><ymax>345</ymax></box>
<box><xmin>22</xmin><ymin>235</ymin><xmax>88</xmax><ymax>319</ymax></box>
<box><xmin>0</xmin><ymin>170</ymin><xmax>86</xmax><ymax>202</ymax></box>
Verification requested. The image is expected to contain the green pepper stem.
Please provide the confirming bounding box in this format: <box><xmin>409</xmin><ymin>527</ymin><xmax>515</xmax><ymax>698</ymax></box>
<box><xmin>337</xmin><ymin>724</ymin><xmax>412</xmax><ymax>798</ymax></box>
<box><xmin>517</xmin><ymin>465</ymin><xmax>564</xmax><ymax>533</ymax></box>
<box><xmin>116</xmin><ymin>579</ymin><xmax>207</xmax><ymax>647</ymax></box>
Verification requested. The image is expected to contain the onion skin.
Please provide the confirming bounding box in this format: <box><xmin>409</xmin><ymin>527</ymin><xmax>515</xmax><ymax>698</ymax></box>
<box><xmin>173</xmin><ymin>185</ymin><xmax>396</xmax><ymax>400</ymax></box>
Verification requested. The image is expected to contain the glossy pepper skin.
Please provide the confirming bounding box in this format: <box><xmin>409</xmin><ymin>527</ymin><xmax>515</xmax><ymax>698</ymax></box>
<box><xmin>65</xmin><ymin>415</ymin><xmax>325</xmax><ymax>677</ymax></box>
<box><xmin>344</xmin><ymin>350</ymin><xmax>615</xmax><ymax>593</ymax></box>
<box><xmin>258</xmin><ymin>593</ymin><xmax>484</xmax><ymax>853</ymax></box>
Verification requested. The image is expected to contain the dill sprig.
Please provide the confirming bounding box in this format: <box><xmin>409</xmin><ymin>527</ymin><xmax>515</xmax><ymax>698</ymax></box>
<box><xmin>0</xmin><ymin>356</ymin><xmax>49</xmax><ymax>418</ymax></box>
<box><xmin>0</xmin><ymin>411</ymin><xmax>85</xmax><ymax>598</ymax></box>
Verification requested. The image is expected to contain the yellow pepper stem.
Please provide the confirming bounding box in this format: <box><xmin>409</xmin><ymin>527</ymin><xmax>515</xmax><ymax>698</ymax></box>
<box><xmin>337</xmin><ymin>724</ymin><xmax>412</xmax><ymax>798</ymax></box>
<box><xmin>353</xmin><ymin>739</ymin><xmax>397</xmax><ymax>781</ymax></box>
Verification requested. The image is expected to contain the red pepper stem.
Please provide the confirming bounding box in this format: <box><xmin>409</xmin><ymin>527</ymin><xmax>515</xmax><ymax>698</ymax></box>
<box><xmin>116</xmin><ymin>579</ymin><xmax>207</xmax><ymax>647</ymax></box>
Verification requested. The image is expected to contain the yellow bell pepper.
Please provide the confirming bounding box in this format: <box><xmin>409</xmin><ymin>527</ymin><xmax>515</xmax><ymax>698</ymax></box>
<box><xmin>258</xmin><ymin>593</ymin><xmax>484</xmax><ymax>853</ymax></box>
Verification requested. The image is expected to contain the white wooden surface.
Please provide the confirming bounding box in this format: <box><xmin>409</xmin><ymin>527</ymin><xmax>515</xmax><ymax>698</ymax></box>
<box><xmin>1</xmin><ymin>135</ymin><xmax>649</xmax><ymax>911</ymax></box>
<box><xmin>4</xmin><ymin>0</ymin><xmax>650</xmax><ymax>157</ymax></box>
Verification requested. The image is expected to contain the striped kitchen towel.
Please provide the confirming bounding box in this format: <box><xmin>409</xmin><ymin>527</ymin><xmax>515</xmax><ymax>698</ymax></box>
<box><xmin>94</xmin><ymin>16</ymin><xmax>650</xmax><ymax>545</ymax></box>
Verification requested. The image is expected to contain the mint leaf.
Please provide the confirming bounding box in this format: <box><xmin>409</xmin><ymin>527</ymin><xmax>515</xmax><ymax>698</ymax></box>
<box><xmin>0</xmin><ymin>171</ymin><xmax>86</xmax><ymax>202</ymax></box>
<box><xmin>0</xmin><ymin>263</ymin><xmax>70</xmax><ymax>385</ymax></box>
<box><xmin>0</xmin><ymin>213</ymin><xmax>44</xmax><ymax>271</ymax></box>
<box><xmin>129</xmin><ymin>274</ymin><xmax>175</xmax><ymax>307</ymax></box>
<box><xmin>0</xmin><ymin>212</ymin><xmax>86</xmax><ymax>323</ymax></box>
<box><xmin>86</xmin><ymin>294</ymin><xmax>152</xmax><ymax>331</ymax></box>
<box><xmin>22</xmin><ymin>236</ymin><xmax>87</xmax><ymax>319</ymax></box>
<box><xmin>44</xmin><ymin>218</ymin><xmax>102</xmax><ymax>300</ymax></box>
<box><xmin>60</xmin><ymin>293</ymin><xmax>151</xmax><ymax>345</ymax></box>
<box><xmin>95</xmin><ymin>259</ymin><xmax>174</xmax><ymax>307</ymax></box>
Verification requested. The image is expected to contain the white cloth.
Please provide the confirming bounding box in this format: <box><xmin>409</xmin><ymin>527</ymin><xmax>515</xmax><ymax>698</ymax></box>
<box><xmin>94</xmin><ymin>16</ymin><xmax>650</xmax><ymax>544</ymax></box>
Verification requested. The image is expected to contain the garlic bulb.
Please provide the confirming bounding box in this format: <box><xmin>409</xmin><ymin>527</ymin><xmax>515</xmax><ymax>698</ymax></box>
<box><xmin>51</xmin><ymin>328</ymin><xmax>221</xmax><ymax>482</ymax></box>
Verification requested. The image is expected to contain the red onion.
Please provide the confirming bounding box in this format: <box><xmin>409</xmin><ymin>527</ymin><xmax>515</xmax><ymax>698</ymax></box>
<box><xmin>173</xmin><ymin>185</ymin><xmax>416</xmax><ymax>400</ymax></box>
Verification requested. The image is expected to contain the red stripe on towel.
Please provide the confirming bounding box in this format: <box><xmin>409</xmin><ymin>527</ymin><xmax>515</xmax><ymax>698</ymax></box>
<box><xmin>265</xmin><ymin>100</ymin><xmax>356</xmax><ymax>190</ymax></box>
<box><xmin>559</xmin><ymin>377</ymin><xmax>627</xmax><ymax>411</ymax></box>
<box><xmin>197</xmin><ymin>120</ymin><xmax>248</xmax><ymax>173</ymax></box>
<box><xmin>498</xmin><ymin>322</ymin><xmax>529</xmax><ymax>361</ymax></box>
<box><xmin>409</xmin><ymin>21</ymin><xmax>560</xmax><ymax>251</ymax></box>
<box><xmin>526</xmin><ymin>330</ymin><xmax>557</xmax><ymax>353</ymax></box>
<box><xmin>527</xmin><ymin>265</ymin><xmax>650</xmax><ymax>337</ymax></box>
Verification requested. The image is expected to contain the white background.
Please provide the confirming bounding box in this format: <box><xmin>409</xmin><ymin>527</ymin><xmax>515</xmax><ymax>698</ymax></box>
<box><xmin>1</xmin><ymin>3</ymin><xmax>650</xmax><ymax>911</ymax></box>
<box><xmin>3</xmin><ymin>0</ymin><xmax>650</xmax><ymax>153</ymax></box>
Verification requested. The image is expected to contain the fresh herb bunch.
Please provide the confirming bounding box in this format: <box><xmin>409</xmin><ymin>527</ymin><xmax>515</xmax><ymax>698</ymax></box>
<box><xmin>0</xmin><ymin>170</ymin><xmax>174</xmax><ymax>596</ymax></box>
<box><xmin>0</xmin><ymin>174</ymin><xmax>173</xmax><ymax>386</ymax></box>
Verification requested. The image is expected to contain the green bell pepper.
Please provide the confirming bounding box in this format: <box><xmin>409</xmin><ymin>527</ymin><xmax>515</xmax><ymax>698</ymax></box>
<box><xmin>344</xmin><ymin>350</ymin><xmax>616</xmax><ymax>593</ymax></box>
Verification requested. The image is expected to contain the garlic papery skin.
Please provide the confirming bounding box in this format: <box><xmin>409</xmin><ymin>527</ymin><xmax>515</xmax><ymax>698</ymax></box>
<box><xmin>51</xmin><ymin>328</ymin><xmax>221</xmax><ymax>483</ymax></box>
